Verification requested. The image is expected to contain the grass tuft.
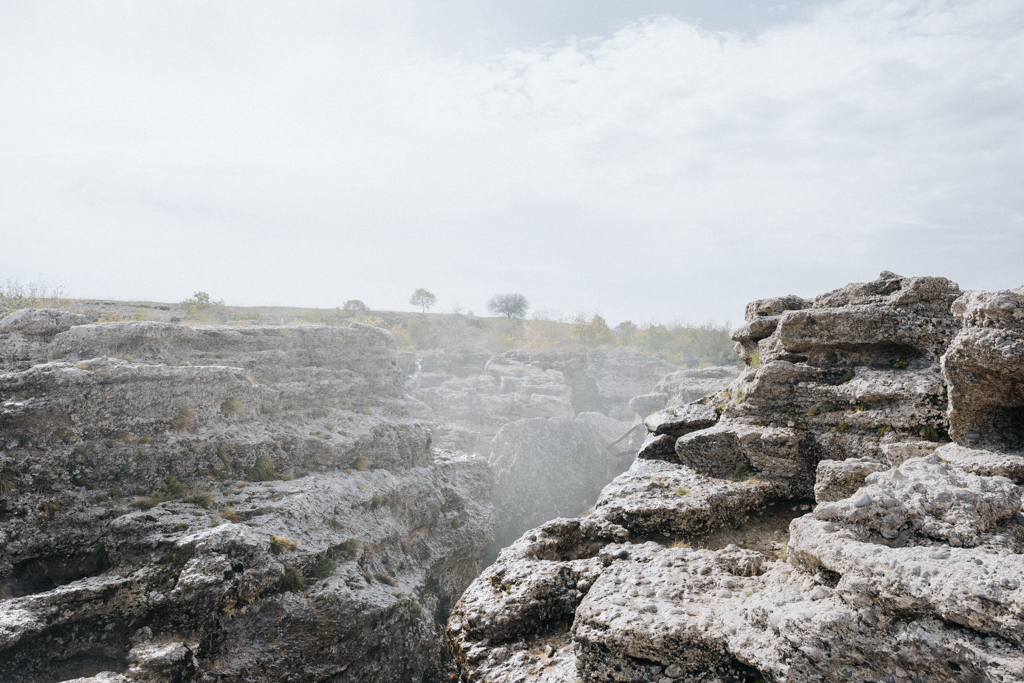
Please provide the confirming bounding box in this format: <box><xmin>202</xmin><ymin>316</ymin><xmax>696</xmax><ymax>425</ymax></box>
<box><xmin>281</xmin><ymin>564</ymin><xmax>305</xmax><ymax>593</ymax></box>
<box><xmin>41</xmin><ymin>501</ymin><xmax>63</xmax><ymax>517</ymax></box>
<box><xmin>86</xmin><ymin>542</ymin><xmax>111</xmax><ymax>574</ymax></box>
<box><xmin>246</xmin><ymin>456</ymin><xmax>277</xmax><ymax>482</ymax></box>
<box><xmin>310</xmin><ymin>556</ymin><xmax>336</xmax><ymax>580</ymax></box>
<box><xmin>269</xmin><ymin>536</ymin><xmax>298</xmax><ymax>555</ymax></box>
<box><xmin>185</xmin><ymin>492</ymin><xmax>214</xmax><ymax>508</ymax></box>
<box><xmin>220</xmin><ymin>397</ymin><xmax>243</xmax><ymax>416</ymax></box>
<box><xmin>170</xmin><ymin>406</ymin><xmax>194</xmax><ymax>431</ymax></box>
<box><xmin>839</xmin><ymin>369</ymin><xmax>855</xmax><ymax>384</ymax></box>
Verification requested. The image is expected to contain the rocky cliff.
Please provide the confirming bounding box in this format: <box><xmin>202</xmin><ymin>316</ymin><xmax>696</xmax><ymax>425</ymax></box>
<box><xmin>447</xmin><ymin>273</ymin><xmax>1024</xmax><ymax>683</ymax></box>
<box><xmin>405</xmin><ymin>349</ymin><xmax>736</xmax><ymax>567</ymax></box>
<box><xmin>0</xmin><ymin>312</ymin><xmax>493</xmax><ymax>683</ymax></box>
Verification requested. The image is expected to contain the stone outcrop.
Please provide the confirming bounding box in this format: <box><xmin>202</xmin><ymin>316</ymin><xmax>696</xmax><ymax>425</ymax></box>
<box><xmin>407</xmin><ymin>349</ymin><xmax>735</xmax><ymax>566</ymax></box>
<box><xmin>0</xmin><ymin>315</ymin><xmax>493</xmax><ymax>683</ymax></box>
<box><xmin>446</xmin><ymin>272</ymin><xmax>1024</xmax><ymax>683</ymax></box>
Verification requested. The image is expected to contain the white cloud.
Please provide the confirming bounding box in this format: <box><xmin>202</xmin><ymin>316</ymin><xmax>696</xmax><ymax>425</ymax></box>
<box><xmin>0</xmin><ymin>0</ymin><xmax>1021</xmax><ymax>324</ymax></box>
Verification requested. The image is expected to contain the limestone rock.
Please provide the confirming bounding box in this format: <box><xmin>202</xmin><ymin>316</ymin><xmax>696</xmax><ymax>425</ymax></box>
<box><xmin>942</xmin><ymin>286</ymin><xmax>1024</xmax><ymax>449</ymax></box>
<box><xmin>813</xmin><ymin>458</ymin><xmax>885</xmax><ymax>503</ymax></box>
<box><xmin>0</xmin><ymin>315</ymin><xmax>494</xmax><ymax>683</ymax></box>
<box><xmin>448</xmin><ymin>273</ymin><xmax>1024</xmax><ymax>683</ymax></box>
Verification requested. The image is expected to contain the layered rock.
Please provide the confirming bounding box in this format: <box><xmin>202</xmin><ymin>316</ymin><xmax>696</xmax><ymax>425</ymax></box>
<box><xmin>446</xmin><ymin>272</ymin><xmax>1024</xmax><ymax>683</ymax></box>
<box><xmin>0</xmin><ymin>316</ymin><xmax>493</xmax><ymax>683</ymax></box>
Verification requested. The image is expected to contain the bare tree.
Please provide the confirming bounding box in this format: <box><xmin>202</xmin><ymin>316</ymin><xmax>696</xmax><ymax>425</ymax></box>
<box><xmin>486</xmin><ymin>293</ymin><xmax>529</xmax><ymax>318</ymax></box>
<box><xmin>409</xmin><ymin>288</ymin><xmax>437</xmax><ymax>313</ymax></box>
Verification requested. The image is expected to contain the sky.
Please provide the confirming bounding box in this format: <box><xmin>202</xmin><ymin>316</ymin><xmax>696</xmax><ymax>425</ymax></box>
<box><xmin>1</xmin><ymin>0</ymin><xmax>1022</xmax><ymax>327</ymax></box>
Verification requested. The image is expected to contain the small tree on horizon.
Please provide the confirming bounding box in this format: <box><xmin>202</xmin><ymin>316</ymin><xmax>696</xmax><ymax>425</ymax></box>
<box><xmin>342</xmin><ymin>299</ymin><xmax>369</xmax><ymax>312</ymax></box>
<box><xmin>486</xmin><ymin>293</ymin><xmax>529</xmax><ymax>319</ymax></box>
<box><xmin>409</xmin><ymin>288</ymin><xmax>437</xmax><ymax>313</ymax></box>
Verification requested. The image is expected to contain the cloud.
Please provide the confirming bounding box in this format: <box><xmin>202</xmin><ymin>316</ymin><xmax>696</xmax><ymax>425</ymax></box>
<box><xmin>0</xmin><ymin>0</ymin><xmax>1021</xmax><ymax>323</ymax></box>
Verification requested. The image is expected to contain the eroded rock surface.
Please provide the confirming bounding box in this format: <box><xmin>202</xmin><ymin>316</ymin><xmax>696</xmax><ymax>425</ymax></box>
<box><xmin>0</xmin><ymin>317</ymin><xmax>493</xmax><ymax>682</ymax></box>
<box><xmin>447</xmin><ymin>272</ymin><xmax>1024</xmax><ymax>683</ymax></box>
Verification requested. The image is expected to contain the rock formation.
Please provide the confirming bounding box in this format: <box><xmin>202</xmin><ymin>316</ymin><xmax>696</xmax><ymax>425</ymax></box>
<box><xmin>405</xmin><ymin>349</ymin><xmax>737</xmax><ymax>565</ymax></box>
<box><xmin>447</xmin><ymin>272</ymin><xmax>1024</xmax><ymax>682</ymax></box>
<box><xmin>0</xmin><ymin>317</ymin><xmax>493</xmax><ymax>682</ymax></box>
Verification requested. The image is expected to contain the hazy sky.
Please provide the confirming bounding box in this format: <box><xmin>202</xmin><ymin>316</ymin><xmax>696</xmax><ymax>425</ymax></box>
<box><xmin>1</xmin><ymin>0</ymin><xmax>1022</xmax><ymax>326</ymax></box>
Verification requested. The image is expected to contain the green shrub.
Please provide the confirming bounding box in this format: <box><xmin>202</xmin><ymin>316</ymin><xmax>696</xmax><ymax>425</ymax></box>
<box><xmin>750</xmin><ymin>348</ymin><xmax>760</xmax><ymax>368</ymax></box>
<box><xmin>371</xmin><ymin>494</ymin><xmax>388</xmax><ymax>509</ymax></box>
<box><xmin>891</xmin><ymin>358</ymin><xmax>909</xmax><ymax>369</ymax></box>
<box><xmin>33</xmin><ymin>476</ymin><xmax>53</xmax><ymax>494</ymax></box>
<box><xmin>86</xmin><ymin>542</ymin><xmax>111</xmax><ymax>574</ymax></box>
<box><xmin>246</xmin><ymin>456</ymin><xmax>277</xmax><ymax>482</ymax></box>
<box><xmin>281</xmin><ymin>565</ymin><xmax>305</xmax><ymax>593</ymax></box>
<box><xmin>352</xmin><ymin>457</ymin><xmax>370</xmax><ymax>472</ymax></box>
<box><xmin>877</xmin><ymin>425</ymin><xmax>895</xmax><ymax>437</ymax></box>
<box><xmin>839</xmin><ymin>369</ymin><xmax>855</xmax><ymax>384</ymax></box>
<box><xmin>919</xmin><ymin>424</ymin><xmax>940</xmax><ymax>442</ymax></box>
<box><xmin>835</xmin><ymin>422</ymin><xmax>849</xmax><ymax>433</ymax></box>
<box><xmin>310</xmin><ymin>556</ymin><xmax>336</xmax><ymax>580</ymax></box>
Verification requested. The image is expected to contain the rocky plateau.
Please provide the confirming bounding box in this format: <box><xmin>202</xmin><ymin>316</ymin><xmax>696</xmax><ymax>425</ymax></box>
<box><xmin>447</xmin><ymin>272</ymin><xmax>1024</xmax><ymax>683</ymax></box>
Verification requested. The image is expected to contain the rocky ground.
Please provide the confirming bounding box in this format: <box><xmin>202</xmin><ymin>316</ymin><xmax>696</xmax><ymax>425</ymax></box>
<box><xmin>447</xmin><ymin>272</ymin><xmax>1024</xmax><ymax>683</ymax></box>
<box><xmin>0</xmin><ymin>312</ymin><xmax>493</xmax><ymax>682</ymax></box>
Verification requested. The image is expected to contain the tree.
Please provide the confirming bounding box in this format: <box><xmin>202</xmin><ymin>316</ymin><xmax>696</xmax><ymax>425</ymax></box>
<box><xmin>487</xmin><ymin>293</ymin><xmax>529</xmax><ymax>319</ymax></box>
<box><xmin>409</xmin><ymin>288</ymin><xmax>437</xmax><ymax>313</ymax></box>
<box><xmin>342</xmin><ymin>299</ymin><xmax>369</xmax><ymax>312</ymax></box>
<box><xmin>569</xmin><ymin>314</ymin><xmax>613</xmax><ymax>352</ymax></box>
<box><xmin>181</xmin><ymin>291</ymin><xmax>224</xmax><ymax>321</ymax></box>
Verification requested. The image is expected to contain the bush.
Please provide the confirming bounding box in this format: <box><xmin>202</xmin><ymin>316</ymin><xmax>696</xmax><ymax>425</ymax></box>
<box><xmin>486</xmin><ymin>293</ymin><xmax>529</xmax><ymax>319</ymax></box>
<box><xmin>281</xmin><ymin>565</ymin><xmax>305</xmax><ymax>593</ymax></box>
<box><xmin>342</xmin><ymin>300</ymin><xmax>369</xmax><ymax>313</ymax></box>
<box><xmin>310</xmin><ymin>556</ymin><xmax>336</xmax><ymax>580</ymax></box>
